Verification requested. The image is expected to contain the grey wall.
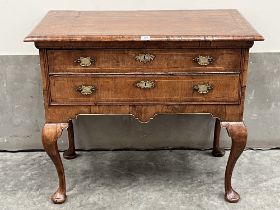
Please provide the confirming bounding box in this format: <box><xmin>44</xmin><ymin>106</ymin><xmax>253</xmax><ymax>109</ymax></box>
<box><xmin>0</xmin><ymin>53</ymin><xmax>279</xmax><ymax>151</ymax></box>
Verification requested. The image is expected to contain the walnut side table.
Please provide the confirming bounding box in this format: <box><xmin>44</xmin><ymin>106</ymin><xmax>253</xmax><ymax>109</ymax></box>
<box><xmin>25</xmin><ymin>10</ymin><xmax>263</xmax><ymax>204</ymax></box>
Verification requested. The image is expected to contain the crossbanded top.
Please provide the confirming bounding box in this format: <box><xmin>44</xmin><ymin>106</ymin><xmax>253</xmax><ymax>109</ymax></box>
<box><xmin>25</xmin><ymin>10</ymin><xmax>264</xmax><ymax>42</ymax></box>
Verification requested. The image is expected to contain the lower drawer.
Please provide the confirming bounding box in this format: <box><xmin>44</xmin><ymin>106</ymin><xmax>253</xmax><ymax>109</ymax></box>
<box><xmin>49</xmin><ymin>75</ymin><xmax>240</xmax><ymax>105</ymax></box>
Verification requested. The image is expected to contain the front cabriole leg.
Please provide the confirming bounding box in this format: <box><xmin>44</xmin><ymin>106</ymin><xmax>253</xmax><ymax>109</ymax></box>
<box><xmin>222</xmin><ymin>122</ymin><xmax>247</xmax><ymax>203</ymax></box>
<box><xmin>42</xmin><ymin>123</ymin><xmax>68</xmax><ymax>204</ymax></box>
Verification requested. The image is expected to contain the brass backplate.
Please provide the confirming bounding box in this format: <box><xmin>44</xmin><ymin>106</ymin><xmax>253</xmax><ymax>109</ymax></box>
<box><xmin>76</xmin><ymin>85</ymin><xmax>96</xmax><ymax>95</ymax></box>
<box><xmin>193</xmin><ymin>84</ymin><xmax>213</xmax><ymax>94</ymax></box>
<box><xmin>193</xmin><ymin>55</ymin><xmax>214</xmax><ymax>66</ymax></box>
<box><xmin>135</xmin><ymin>53</ymin><xmax>155</xmax><ymax>64</ymax></box>
<box><xmin>136</xmin><ymin>80</ymin><xmax>156</xmax><ymax>89</ymax></box>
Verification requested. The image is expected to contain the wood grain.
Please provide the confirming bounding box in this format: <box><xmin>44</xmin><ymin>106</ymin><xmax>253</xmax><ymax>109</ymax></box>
<box><xmin>24</xmin><ymin>10</ymin><xmax>264</xmax><ymax>42</ymax></box>
<box><xmin>48</xmin><ymin>49</ymin><xmax>241</xmax><ymax>73</ymax></box>
<box><xmin>49</xmin><ymin>75</ymin><xmax>240</xmax><ymax>105</ymax></box>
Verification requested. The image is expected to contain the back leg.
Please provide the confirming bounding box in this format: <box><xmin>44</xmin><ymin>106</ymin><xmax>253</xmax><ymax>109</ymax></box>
<box><xmin>63</xmin><ymin>120</ymin><xmax>78</xmax><ymax>159</ymax></box>
<box><xmin>212</xmin><ymin>118</ymin><xmax>225</xmax><ymax>157</ymax></box>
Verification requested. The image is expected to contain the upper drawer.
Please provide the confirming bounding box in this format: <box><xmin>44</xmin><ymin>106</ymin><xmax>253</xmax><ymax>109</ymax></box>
<box><xmin>47</xmin><ymin>49</ymin><xmax>241</xmax><ymax>73</ymax></box>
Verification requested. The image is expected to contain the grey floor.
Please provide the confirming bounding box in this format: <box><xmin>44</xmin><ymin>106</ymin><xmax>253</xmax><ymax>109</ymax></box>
<box><xmin>0</xmin><ymin>150</ymin><xmax>280</xmax><ymax>210</ymax></box>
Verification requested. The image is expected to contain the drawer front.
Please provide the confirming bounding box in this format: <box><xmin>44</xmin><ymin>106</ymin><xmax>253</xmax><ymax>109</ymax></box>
<box><xmin>48</xmin><ymin>49</ymin><xmax>241</xmax><ymax>73</ymax></box>
<box><xmin>49</xmin><ymin>75</ymin><xmax>240</xmax><ymax>105</ymax></box>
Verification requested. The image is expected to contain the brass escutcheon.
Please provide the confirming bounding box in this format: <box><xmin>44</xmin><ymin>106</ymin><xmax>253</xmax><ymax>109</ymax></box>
<box><xmin>135</xmin><ymin>53</ymin><xmax>155</xmax><ymax>64</ymax></box>
<box><xmin>193</xmin><ymin>84</ymin><xmax>213</xmax><ymax>94</ymax></box>
<box><xmin>193</xmin><ymin>55</ymin><xmax>214</xmax><ymax>66</ymax></box>
<box><xmin>136</xmin><ymin>80</ymin><xmax>156</xmax><ymax>89</ymax></box>
<box><xmin>76</xmin><ymin>85</ymin><xmax>96</xmax><ymax>95</ymax></box>
<box><xmin>74</xmin><ymin>57</ymin><xmax>95</xmax><ymax>67</ymax></box>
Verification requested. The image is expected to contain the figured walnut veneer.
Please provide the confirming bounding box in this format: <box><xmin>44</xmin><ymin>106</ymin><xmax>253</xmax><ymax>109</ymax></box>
<box><xmin>25</xmin><ymin>10</ymin><xmax>263</xmax><ymax>204</ymax></box>
<box><xmin>47</xmin><ymin>49</ymin><xmax>242</xmax><ymax>73</ymax></box>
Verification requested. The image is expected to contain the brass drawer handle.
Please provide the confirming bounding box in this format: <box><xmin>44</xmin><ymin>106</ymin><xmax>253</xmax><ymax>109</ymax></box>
<box><xmin>74</xmin><ymin>57</ymin><xmax>95</xmax><ymax>67</ymax></box>
<box><xmin>135</xmin><ymin>53</ymin><xmax>155</xmax><ymax>64</ymax></box>
<box><xmin>136</xmin><ymin>80</ymin><xmax>155</xmax><ymax>89</ymax></box>
<box><xmin>193</xmin><ymin>84</ymin><xmax>213</xmax><ymax>94</ymax></box>
<box><xmin>76</xmin><ymin>85</ymin><xmax>96</xmax><ymax>95</ymax></box>
<box><xmin>193</xmin><ymin>55</ymin><xmax>214</xmax><ymax>66</ymax></box>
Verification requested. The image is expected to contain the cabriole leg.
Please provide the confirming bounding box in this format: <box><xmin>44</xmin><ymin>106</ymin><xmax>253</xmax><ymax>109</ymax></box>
<box><xmin>212</xmin><ymin>118</ymin><xmax>225</xmax><ymax>157</ymax></box>
<box><xmin>63</xmin><ymin>120</ymin><xmax>77</xmax><ymax>160</ymax></box>
<box><xmin>42</xmin><ymin>123</ymin><xmax>68</xmax><ymax>204</ymax></box>
<box><xmin>222</xmin><ymin>122</ymin><xmax>247</xmax><ymax>203</ymax></box>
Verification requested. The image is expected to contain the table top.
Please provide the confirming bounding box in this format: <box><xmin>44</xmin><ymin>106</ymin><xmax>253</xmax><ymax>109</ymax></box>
<box><xmin>25</xmin><ymin>10</ymin><xmax>264</xmax><ymax>42</ymax></box>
